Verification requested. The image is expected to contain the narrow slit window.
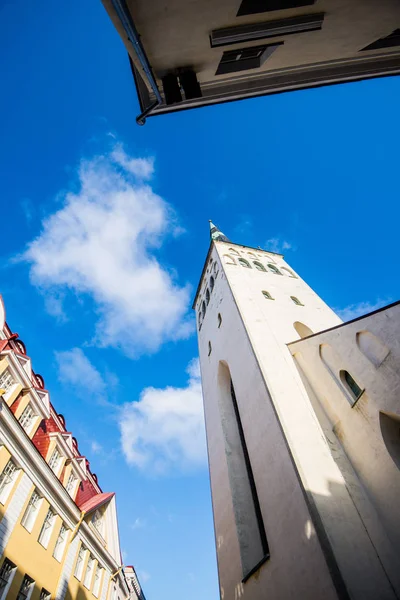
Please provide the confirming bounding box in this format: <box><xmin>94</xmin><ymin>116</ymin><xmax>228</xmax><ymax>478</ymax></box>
<box><xmin>262</xmin><ymin>291</ymin><xmax>274</xmax><ymax>300</ymax></box>
<box><xmin>268</xmin><ymin>264</ymin><xmax>282</xmax><ymax>275</ymax></box>
<box><xmin>340</xmin><ymin>370</ymin><xmax>363</xmax><ymax>402</ymax></box>
<box><xmin>238</xmin><ymin>258</ymin><xmax>251</xmax><ymax>268</ymax></box>
<box><xmin>208</xmin><ymin>341</ymin><xmax>212</xmax><ymax>356</ymax></box>
<box><xmin>290</xmin><ymin>296</ymin><xmax>303</xmax><ymax>306</ymax></box>
<box><xmin>206</xmin><ymin>289</ymin><xmax>210</xmax><ymax>305</ymax></box>
<box><xmin>210</xmin><ymin>276</ymin><xmax>215</xmax><ymax>292</ymax></box>
<box><xmin>253</xmin><ymin>261</ymin><xmax>266</xmax><ymax>271</ymax></box>
<box><xmin>202</xmin><ymin>301</ymin><xmax>206</xmax><ymax>318</ymax></box>
<box><xmin>218</xmin><ymin>313</ymin><xmax>222</xmax><ymax>328</ymax></box>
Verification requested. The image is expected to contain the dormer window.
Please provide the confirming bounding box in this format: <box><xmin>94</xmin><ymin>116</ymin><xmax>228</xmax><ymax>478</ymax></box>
<box><xmin>66</xmin><ymin>472</ymin><xmax>77</xmax><ymax>495</ymax></box>
<box><xmin>19</xmin><ymin>404</ymin><xmax>36</xmax><ymax>432</ymax></box>
<box><xmin>91</xmin><ymin>510</ymin><xmax>104</xmax><ymax>537</ymax></box>
<box><xmin>48</xmin><ymin>448</ymin><xmax>62</xmax><ymax>473</ymax></box>
<box><xmin>0</xmin><ymin>369</ymin><xmax>15</xmax><ymax>396</ymax></box>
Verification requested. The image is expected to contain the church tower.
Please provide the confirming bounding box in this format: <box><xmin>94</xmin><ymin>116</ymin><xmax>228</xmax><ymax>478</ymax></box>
<box><xmin>194</xmin><ymin>223</ymin><xmax>399</xmax><ymax>600</ymax></box>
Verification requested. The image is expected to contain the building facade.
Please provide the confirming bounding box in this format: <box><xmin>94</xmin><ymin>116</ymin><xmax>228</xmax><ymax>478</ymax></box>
<box><xmin>101</xmin><ymin>0</ymin><xmax>400</xmax><ymax>123</ymax></box>
<box><xmin>0</xmin><ymin>296</ymin><xmax>144</xmax><ymax>600</ymax></box>
<box><xmin>194</xmin><ymin>222</ymin><xmax>400</xmax><ymax>599</ymax></box>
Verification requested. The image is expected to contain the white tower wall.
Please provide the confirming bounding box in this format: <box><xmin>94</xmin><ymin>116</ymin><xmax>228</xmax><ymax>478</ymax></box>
<box><xmin>196</xmin><ymin>238</ymin><xmax>397</xmax><ymax>600</ymax></box>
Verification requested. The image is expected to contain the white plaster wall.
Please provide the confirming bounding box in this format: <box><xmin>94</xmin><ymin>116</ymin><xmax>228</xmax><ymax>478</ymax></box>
<box><xmin>288</xmin><ymin>303</ymin><xmax>400</xmax><ymax>595</ymax></box>
<box><xmin>197</xmin><ymin>241</ymin><xmax>397</xmax><ymax>600</ymax></box>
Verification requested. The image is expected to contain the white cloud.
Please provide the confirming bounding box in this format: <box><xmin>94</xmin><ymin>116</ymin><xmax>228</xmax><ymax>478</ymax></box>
<box><xmin>55</xmin><ymin>347</ymin><xmax>106</xmax><ymax>394</ymax></box>
<box><xmin>336</xmin><ymin>298</ymin><xmax>391</xmax><ymax>322</ymax></box>
<box><xmin>111</xmin><ymin>144</ymin><xmax>154</xmax><ymax>179</ymax></box>
<box><xmin>265</xmin><ymin>237</ymin><xmax>294</xmax><ymax>254</ymax></box>
<box><xmin>90</xmin><ymin>440</ymin><xmax>103</xmax><ymax>454</ymax></box>
<box><xmin>138</xmin><ymin>570</ymin><xmax>150</xmax><ymax>583</ymax></box>
<box><xmin>119</xmin><ymin>359</ymin><xmax>206</xmax><ymax>474</ymax></box>
<box><xmin>22</xmin><ymin>147</ymin><xmax>193</xmax><ymax>357</ymax></box>
<box><xmin>132</xmin><ymin>517</ymin><xmax>146</xmax><ymax>530</ymax></box>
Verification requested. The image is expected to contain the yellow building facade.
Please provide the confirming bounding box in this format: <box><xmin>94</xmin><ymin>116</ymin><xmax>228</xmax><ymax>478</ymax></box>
<box><xmin>0</xmin><ymin>296</ymin><xmax>144</xmax><ymax>600</ymax></box>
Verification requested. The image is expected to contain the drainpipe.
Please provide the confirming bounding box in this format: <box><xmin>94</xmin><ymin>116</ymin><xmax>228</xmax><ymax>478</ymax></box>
<box><xmin>110</xmin><ymin>0</ymin><xmax>162</xmax><ymax>125</ymax></box>
<box><xmin>70</xmin><ymin>511</ymin><xmax>86</xmax><ymax>542</ymax></box>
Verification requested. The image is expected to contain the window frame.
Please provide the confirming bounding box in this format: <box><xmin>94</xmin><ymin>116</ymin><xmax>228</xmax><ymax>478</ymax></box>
<box><xmin>238</xmin><ymin>258</ymin><xmax>251</xmax><ymax>269</ymax></box>
<box><xmin>0</xmin><ymin>559</ymin><xmax>17</xmax><ymax>600</ymax></box>
<box><xmin>0</xmin><ymin>369</ymin><xmax>16</xmax><ymax>399</ymax></box>
<box><xmin>253</xmin><ymin>261</ymin><xmax>266</xmax><ymax>272</ymax></box>
<box><xmin>340</xmin><ymin>370</ymin><xmax>364</xmax><ymax>404</ymax></box>
<box><xmin>16</xmin><ymin>574</ymin><xmax>35</xmax><ymax>600</ymax></box>
<box><xmin>83</xmin><ymin>555</ymin><xmax>96</xmax><ymax>590</ymax></box>
<box><xmin>53</xmin><ymin>523</ymin><xmax>68</xmax><ymax>562</ymax></box>
<box><xmin>74</xmin><ymin>545</ymin><xmax>87</xmax><ymax>581</ymax></box>
<box><xmin>48</xmin><ymin>447</ymin><xmax>62</xmax><ymax>474</ymax></box>
<box><xmin>92</xmin><ymin>565</ymin><xmax>102</xmax><ymax>598</ymax></box>
<box><xmin>19</xmin><ymin>403</ymin><xmax>37</xmax><ymax>433</ymax></box>
<box><xmin>38</xmin><ymin>507</ymin><xmax>56</xmax><ymax>548</ymax></box>
<box><xmin>290</xmin><ymin>296</ymin><xmax>304</xmax><ymax>306</ymax></box>
<box><xmin>262</xmin><ymin>291</ymin><xmax>274</xmax><ymax>300</ymax></box>
<box><xmin>0</xmin><ymin>459</ymin><xmax>18</xmax><ymax>505</ymax></box>
<box><xmin>21</xmin><ymin>490</ymin><xmax>42</xmax><ymax>533</ymax></box>
<box><xmin>267</xmin><ymin>264</ymin><xmax>282</xmax><ymax>275</ymax></box>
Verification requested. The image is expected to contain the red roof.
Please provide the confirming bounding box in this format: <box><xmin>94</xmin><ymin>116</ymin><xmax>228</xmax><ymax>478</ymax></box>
<box><xmin>79</xmin><ymin>492</ymin><xmax>114</xmax><ymax>514</ymax></box>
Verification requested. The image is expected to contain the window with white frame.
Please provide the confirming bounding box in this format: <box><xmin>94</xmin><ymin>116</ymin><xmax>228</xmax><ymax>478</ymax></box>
<box><xmin>0</xmin><ymin>370</ymin><xmax>15</xmax><ymax>395</ymax></box>
<box><xmin>74</xmin><ymin>546</ymin><xmax>86</xmax><ymax>580</ymax></box>
<box><xmin>53</xmin><ymin>523</ymin><xmax>68</xmax><ymax>562</ymax></box>
<box><xmin>92</xmin><ymin>565</ymin><xmax>102</xmax><ymax>598</ymax></box>
<box><xmin>21</xmin><ymin>490</ymin><xmax>41</xmax><ymax>532</ymax></box>
<box><xmin>91</xmin><ymin>510</ymin><xmax>104</xmax><ymax>537</ymax></box>
<box><xmin>39</xmin><ymin>589</ymin><xmax>51</xmax><ymax>600</ymax></box>
<box><xmin>65</xmin><ymin>472</ymin><xmax>77</xmax><ymax>495</ymax></box>
<box><xmin>48</xmin><ymin>447</ymin><xmax>61</xmax><ymax>473</ymax></box>
<box><xmin>0</xmin><ymin>558</ymin><xmax>17</xmax><ymax>599</ymax></box>
<box><xmin>0</xmin><ymin>459</ymin><xmax>18</xmax><ymax>505</ymax></box>
<box><xmin>38</xmin><ymin>507</ymin><xmax>56</xmax><ymax>548</ymax></box>
<box><xmin>19</xmin><ymin>404</ymin><xmax>36</xmax><ymax>432</ymax></box>
<box><xmin>16</xmin><ymin>574</ymin><xmax>34</xmax><ymax>600</ymax></box>
<box><xmin>84</xmin><ymin>555</ymin><xmax>95</xmax><ymax>589</ymax></box>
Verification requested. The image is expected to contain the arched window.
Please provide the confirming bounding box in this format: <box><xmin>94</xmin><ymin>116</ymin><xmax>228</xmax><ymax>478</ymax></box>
<box><xmin>281</xmin><ymin>267</ymin><xmax>296</xmax><ymax>278</ymax></box>
<box><xmin>268</xmin><ymin>264</ymin><xmax>282</xmax><ymax>275</ymax></box>
<box><xmin>223</xmin><ymin>254</ymin><xmax>236</xmax><ymax>265</ymax></box>
<box><xmin>210</xmin><ymin>276</ymin><xmax>215</xmax><ymax>292</ymax></box>
<box><xmin>218</xmin><ymin>313</ymin><xmax>222</xmax><ymax>328</ymax></box>
<box><xmin>206</xmin><ymin>289</ymin><xmax>210</xmax><ymax>305</ymax></box>
<box><xmin>213</xmin><ymin>262</ymin><xmax>218</xmax><ymax>274</ymax></box>
<box><xmin>202</xmin><ymin>301</ymin><xmax>206</xmax><ymax>318</ymax></box>
<box><xmin>253</xmin><ymin>261</ymin><xmax>266</xmax><ymax>272</ymax></box>
<box><xmin>340</xmin><ymin>370</ymin><xmax>363</xmax><ymax>402</ymax></box>
<box><xmin>293</xmin><ymin>322</ymin><xmax>313</xmax><ymax>338</ymax></box>
<box><xmin>229</xmin><ymin>248</ymin><xmax>240</xmax><ymax>256</ymax></box>
<box><xmin>291</xmin><ymin>296</ymin><xmax>303</xmax><ymax>306</ymax></box>
<box><xmin>208</xmin><ymin>341</ymin><xmax>212</xmax><ymax>356</ymax></box>
<box><xmin>238</xmin><ymin>258</ymin><xmax>251</xmax><ymax>268</ymax></box>
<box><xmin>262</xmin><ymin>291</ymin><xmax>274</xmax><ymax>300</ymax></box>
<box><xmin>379</xmin><ymin>412</ymin><xmax>400</xmax><ymax>470</ymax></box>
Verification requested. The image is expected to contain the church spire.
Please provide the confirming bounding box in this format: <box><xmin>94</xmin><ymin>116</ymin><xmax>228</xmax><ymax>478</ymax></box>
<box><xmin>209</xmin><ymin>220</ymin><xmax>230</xmax><ymax>243</ymax></box>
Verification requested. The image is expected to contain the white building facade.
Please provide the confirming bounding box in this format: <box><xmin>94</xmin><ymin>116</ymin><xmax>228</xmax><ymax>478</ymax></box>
<box><xmin>194</xmin><ymin>222</ymin><xmax>400</xmax><ymax>600</ymax></box>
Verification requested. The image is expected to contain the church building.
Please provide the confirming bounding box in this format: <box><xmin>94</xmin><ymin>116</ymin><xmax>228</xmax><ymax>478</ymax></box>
<box><xmin>194</xmin><ymin>222</ymin><xmax>400</xmax><ymax>600</ymax></box>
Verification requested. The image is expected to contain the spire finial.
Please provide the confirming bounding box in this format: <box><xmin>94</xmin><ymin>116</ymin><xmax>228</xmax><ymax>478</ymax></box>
<box><xmin>209</xmin><ymin>220</ymin><xmax>229</xmax><ymax>242</ymax></box>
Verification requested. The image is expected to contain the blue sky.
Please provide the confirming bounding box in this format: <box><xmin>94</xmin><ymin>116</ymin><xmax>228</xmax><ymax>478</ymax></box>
<box><xmin>1</xmin><ymin>0</ymin><xmax>400</xmax><ymax>598</ymax></box>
